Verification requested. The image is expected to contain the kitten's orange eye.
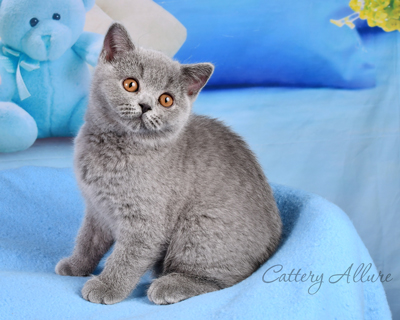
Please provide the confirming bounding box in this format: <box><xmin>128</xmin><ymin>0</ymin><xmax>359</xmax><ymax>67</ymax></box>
<box><xmin>123</xmin><ymin>79</ymin><xmax>139</xmax><ymax>92</ymax></box>
<box><xmin>159</xmin><ymin>93</ymin><xmax>174</xmax><ymax>108</ymax></box>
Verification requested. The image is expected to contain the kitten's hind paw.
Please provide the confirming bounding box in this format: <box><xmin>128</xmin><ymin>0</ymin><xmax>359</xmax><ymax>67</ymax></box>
<box><xmin>82</xmin><ymin>277</ymin><xmax>127</xmax><ymax>305</ymax></box>
<box><xmin>147</xmin><ymin>273</ymin><xmax>220</xmax><ymax>305</ymax></box>
<box><xmin>55</xmin><ymin>257</ymin><xmax>92</xmax><ymax>277</ymax></box>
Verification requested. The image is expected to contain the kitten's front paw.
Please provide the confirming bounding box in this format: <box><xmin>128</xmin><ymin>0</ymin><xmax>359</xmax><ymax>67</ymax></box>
<box><xmin>82</xmin><ymin>277</ymin><xmax>126</xmax><ymax>305</ymax></box>
<box><xmin>55</xmin><ymin>257</ymin><xmax>91</xmax><ymax>277</ymax></box>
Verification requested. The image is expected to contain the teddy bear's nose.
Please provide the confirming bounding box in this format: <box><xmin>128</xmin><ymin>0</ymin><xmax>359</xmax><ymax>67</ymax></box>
<box><xmin>41</xmin><ymin>35</ymin><xmax>51</xmax><ymax>47</ymax></box>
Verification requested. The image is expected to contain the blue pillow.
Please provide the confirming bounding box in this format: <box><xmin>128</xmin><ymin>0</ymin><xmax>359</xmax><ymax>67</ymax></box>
<box><xmin>154</xmin><ymin>0</ymin><xmax>375</xmax><ymax>89</ymax></box>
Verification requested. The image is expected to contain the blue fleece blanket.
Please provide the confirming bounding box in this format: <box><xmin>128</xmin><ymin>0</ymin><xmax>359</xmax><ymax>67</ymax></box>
<box><xmin>0</xmin><ymin>167</ymin><xmax>391</xmax><ymax>319</ymax></box>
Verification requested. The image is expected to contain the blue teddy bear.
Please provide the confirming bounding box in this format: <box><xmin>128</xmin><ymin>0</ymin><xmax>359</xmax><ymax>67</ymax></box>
<box><xmin>0</xmin><ymin>0</ymin><xmax>103</xmax><ymax>152</ymax></box>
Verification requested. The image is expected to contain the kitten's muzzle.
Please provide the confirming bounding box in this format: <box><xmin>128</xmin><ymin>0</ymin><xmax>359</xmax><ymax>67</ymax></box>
<box><xmin>139</xmin><ymin>103</ymin><xmax>152</xmax><ymax>114</ymax></box>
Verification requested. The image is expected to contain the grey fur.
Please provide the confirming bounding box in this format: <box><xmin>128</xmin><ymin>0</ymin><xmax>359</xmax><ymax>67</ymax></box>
<box><xmin>55</xmin><ymin>23</ymin><xmax>282</xmax><ymax>305</ymax></box>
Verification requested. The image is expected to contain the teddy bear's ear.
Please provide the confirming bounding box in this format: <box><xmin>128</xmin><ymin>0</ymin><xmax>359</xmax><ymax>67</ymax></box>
<box><xmin>101</xmin><ymin>23</ymin><xmax>135</xmax><ymax>62</ymax></box>
<box><xmin>82</xmin><ymin>0</ymin><xmax>95</xmax><ymax>12</ymax></box>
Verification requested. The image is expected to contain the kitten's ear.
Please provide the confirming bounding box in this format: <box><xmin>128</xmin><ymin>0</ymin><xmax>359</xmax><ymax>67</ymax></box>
<box><xmin>101</xmin><ymin>23</ymin><xmax>135</xmax><ymax>62</ymax></box>
<box><xmin>180</xmin><ymin>63</ymin><xmax>214</xmax><ymax>97</ymax></box>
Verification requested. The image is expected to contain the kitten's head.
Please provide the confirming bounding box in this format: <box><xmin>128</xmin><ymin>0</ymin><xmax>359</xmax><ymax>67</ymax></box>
<box><xmin>88</xmin><ymin>23</ymin><xmax>214</xmax><ymax>145</ymax></box>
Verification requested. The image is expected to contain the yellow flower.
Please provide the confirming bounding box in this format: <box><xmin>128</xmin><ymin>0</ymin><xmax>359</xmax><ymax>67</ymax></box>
<box><xmin>389</xmin><ymin>8</ymin><xmax>400</xmax><ymax>19</ymax></box>
<box><xmin>385</xmin><ymin>18</ymin><xmax>400</xmax><ymax>31</ymax></box>
<box><xmin>372</xmin><ymin>11</ymin><xmax>388</xmax><ymax>23</ymax></box>
<box><xmin>350</xmin><ymin>0</ymin><xmax>363</xmax><ymax>11</ymax></box>
<box><xmin>333</xmin><ymin>0</ymin><xmax>400</xmax><ymax>32</ymax></box>
<box><xmin>374</xmin><ymin>0</ymin><xmax>390</xmax><ymax>8</ymax></box>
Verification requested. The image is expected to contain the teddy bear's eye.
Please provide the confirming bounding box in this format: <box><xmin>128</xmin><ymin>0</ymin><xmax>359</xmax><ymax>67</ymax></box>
<box><xmin>53</xmin><ymin>13</ymin><xmax>61</xmax><ymax>21</ymax></box>
<box><xmin>30</xmin><ymin>18</ymin><xmax>39</xmax><ymax>27</ymax></box>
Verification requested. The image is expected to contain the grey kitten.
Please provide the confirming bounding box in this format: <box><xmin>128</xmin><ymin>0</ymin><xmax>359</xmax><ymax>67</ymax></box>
<box><xmin>55</xmin><ymin>23</ymin><xmax>282</xmax><ymax>305</ymax></box>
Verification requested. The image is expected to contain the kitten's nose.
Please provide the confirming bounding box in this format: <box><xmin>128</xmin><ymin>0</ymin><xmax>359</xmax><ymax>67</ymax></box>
<box><xmin>139</xmin><ymin>103</ymin><xmax>152</xmax><ymax>114</ymax></box>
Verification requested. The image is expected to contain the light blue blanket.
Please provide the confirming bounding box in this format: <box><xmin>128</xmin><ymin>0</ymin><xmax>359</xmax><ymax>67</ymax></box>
<box><xmin>0</xmin><ymin>167</ymin><xmax>391</xmax><ymax>319</ymax></box>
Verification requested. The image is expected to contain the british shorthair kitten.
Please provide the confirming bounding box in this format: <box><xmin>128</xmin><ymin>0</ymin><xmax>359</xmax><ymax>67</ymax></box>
<box><xmin>55</xmin><ymin>23</ymin><xmax>282</xmax><ymax>305</ymax></box>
